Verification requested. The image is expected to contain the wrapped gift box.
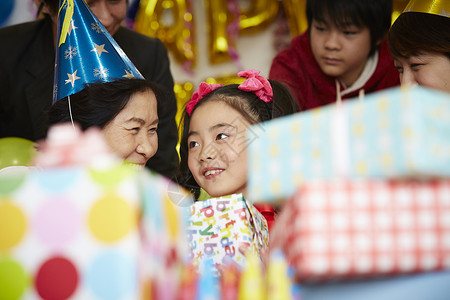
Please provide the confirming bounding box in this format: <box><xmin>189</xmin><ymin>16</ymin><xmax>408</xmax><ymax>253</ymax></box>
<box><xmin>271</xmin><ymin>179</ymin><xmax>450</xmax><ymax>282</ymax></box>
<box><xmin>186</xmin><ymin>194</ymin><xmax>269</xmax><ymax>272</ymax></box>
<box><xmin>248</xmin><ymin>86</ymin><xmax>450</xmax><ymax>203</ymax></box>
<box><xmin>299</xmin><ymin>271</ymin><xmax>450</xmax><ymax>300</ymax></box>
<box><xmin>0</xmin><ymin>164</ymin><xmax>191</xmax><ymax>300</ymax></box>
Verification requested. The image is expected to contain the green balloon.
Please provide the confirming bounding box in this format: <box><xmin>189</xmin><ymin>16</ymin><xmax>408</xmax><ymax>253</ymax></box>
<box><xmin>0</xmin><ymin>137</ymin><xmax>37</xmax><ymax>169</ymax></box>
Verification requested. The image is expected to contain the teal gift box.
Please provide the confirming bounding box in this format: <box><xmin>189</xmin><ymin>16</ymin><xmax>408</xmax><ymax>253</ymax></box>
<box><xmin>248</xmin><ymin>86</ymin><xmax>450</xmax><ymax>203</ymax></box>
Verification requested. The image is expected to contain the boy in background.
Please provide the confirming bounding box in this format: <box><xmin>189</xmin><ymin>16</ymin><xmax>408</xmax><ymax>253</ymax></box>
<box><xmin>269</xmin><ymin>0</ymin><xmax>400</xmax><ymax>111</ymax></box>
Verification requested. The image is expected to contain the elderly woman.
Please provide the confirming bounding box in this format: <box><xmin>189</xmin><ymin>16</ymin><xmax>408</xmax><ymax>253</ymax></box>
<box><xmin>48</xmin><ymin>78</ymin><xmax>163</xmax><ymax>167</ymax></box>
<box><xmin>388</xmin><ymin>1</ymin><xmax>450</xmax><ymax>93</ymax></box>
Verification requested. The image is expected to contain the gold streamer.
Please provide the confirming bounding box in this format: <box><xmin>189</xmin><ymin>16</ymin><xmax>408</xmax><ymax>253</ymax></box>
<box><xmin>58</xmin><ymin>0</ymin><xmax>75</xmax><ymax>46</ymax></box>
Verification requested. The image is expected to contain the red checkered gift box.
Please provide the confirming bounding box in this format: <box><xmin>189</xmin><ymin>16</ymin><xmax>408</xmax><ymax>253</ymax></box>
<box><xmin>271</xmin><ymin>180</ymin><xmax>450</xmax><ymax>282</ymax></box>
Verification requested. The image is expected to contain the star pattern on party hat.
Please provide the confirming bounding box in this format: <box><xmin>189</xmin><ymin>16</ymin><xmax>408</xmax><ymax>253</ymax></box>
<box><xmin>53</xmin><ymin>0</ymin><xmax>144</xmax><ymax>103</ymax></box>
<box><xmin>91</xmin><ymin>43</ymin><xmax>109</xmax><ymax>56</ymax></box>
<box><xmin>65</xmin><ymin>70</ymin><xmax>80</xmax><ymax>87</ymax></box>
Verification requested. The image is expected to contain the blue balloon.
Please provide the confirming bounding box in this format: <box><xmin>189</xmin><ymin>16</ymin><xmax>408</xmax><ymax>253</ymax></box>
<box><xmin>0</xmin><ymin>0</ymin><xmax>14</xmax><ymax>27</ymax></box>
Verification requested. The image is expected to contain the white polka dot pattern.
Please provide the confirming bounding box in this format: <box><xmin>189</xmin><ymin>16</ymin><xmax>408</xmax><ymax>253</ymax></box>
<box><xmin>0</xmin><ymin>165</ymin><xmax>191</xmax><ymax>299</ymax></box>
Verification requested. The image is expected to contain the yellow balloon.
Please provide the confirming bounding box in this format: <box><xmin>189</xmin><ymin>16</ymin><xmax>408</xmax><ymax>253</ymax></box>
<box><xmin>206</xmin><ymin>0</ymin><xmax>279</xmax><ymax>64</ymax></box>
<box><xmin>174</xmin><ymin>81</ymin><xmax>194</xmax><ymax>158</ymax></box>
<box><xmin>282</xmin><ymin>0</ymin><xmax>307</xmax><ymax>36</ymax></box>
<box><xmin>135</xmin><ymin>0</ymin><xmax>196</xmax><ymax>68</ymax></box>
<box><xmin>205</xmin><ymin>0</ymin><xmax>232</xmax><ymax>64</ymax></box>
<box><xmin>239</xmin><ymin>0</ymin><xmax>279</xmax><ymax>34</ymax></box>
<box><xmin>204</xmin><ymin>74</ymin><xmax>244</xmax><ymax>85</ymax></box>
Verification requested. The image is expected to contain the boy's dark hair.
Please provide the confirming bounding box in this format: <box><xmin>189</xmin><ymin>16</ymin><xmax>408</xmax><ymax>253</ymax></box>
<box><xmin>388</xmin><ymin>12</ymin><xmax>450</xmax><ymax>60</ymax></box>
<box><xmin>48</xmin><ymin>78</ymin><xmax>164</xmax><ymax>132</ymax></box>
<box><xmin>175</xmin><ymin>79</ymin><xmax>299</xmax><ymax>199</ymax></box>
<box><xmin>306</xmin><ymin>0</ymin><xmax>393</xmax><ymax>56</ymax></box>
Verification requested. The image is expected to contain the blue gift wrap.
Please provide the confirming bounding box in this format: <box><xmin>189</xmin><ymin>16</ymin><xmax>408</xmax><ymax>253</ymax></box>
<box><xmin>248</xmin><ymin>86</ymin><xmax>450</xmax><ymax>203</ymax></box>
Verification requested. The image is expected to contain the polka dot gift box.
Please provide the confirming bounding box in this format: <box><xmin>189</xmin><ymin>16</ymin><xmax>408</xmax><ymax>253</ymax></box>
<box><xmin>0</xmin><ymin>165</ymin><xmax>191</xmax><ymax>300</ymax></box>
<box><xmin>248</xmin><ymin>86</ymin><xmax>450</xmax><ymax>204</ymax></box>
<box><xmin>270</xmin><ymin>179</ymin><xmax>450</xmax><ymax>282</ymax></box>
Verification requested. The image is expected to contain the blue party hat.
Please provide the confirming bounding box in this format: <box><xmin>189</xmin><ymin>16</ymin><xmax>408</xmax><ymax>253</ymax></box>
<box><xmin>53</xmin><ymin>0</ymin><xmax>144</xmax><ymax>103</ymax></box>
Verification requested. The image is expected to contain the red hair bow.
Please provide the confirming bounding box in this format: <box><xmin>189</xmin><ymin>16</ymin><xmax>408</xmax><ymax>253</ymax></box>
<box><xmin>186</xmin><ymin>82</ymin><xmax>223</xmax><ymax>115</ymax></box>
<box><xmin>238</xmin><ymin>69</ymin><xmax>273</xmax><ymax>103</ymax></box>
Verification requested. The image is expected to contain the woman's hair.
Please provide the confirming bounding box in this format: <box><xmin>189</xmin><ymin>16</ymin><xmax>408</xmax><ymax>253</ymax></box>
<box><xmin>47</xmin><ymin>78</ymin><xmax>165</xmax><ymax>133</ymax></box>
<box><xmin>388</xmin><ymin>12</ymin><xmax>450</xmax><ymax>59</ymax></box>
<box><xmin>175</xmin><ymin>79</ymin><xmax>299</xmax><ymax>198</ymax></box>
<box><xmin>37</xmin><ymin>0</ymin><xmax>59</xmax><ymax>17</ymax></box>
<box><xmin>306</xmin><ymin>0</ymin><xmax>392</xmax><ymax>56</ymax></box>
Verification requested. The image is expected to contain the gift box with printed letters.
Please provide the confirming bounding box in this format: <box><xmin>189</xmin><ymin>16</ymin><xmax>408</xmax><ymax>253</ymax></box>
<box><xmin>0</xmin><ymin>165</ymin><xmax>191</xmax><ymax>300</ymax></box>
<box><xmin>186</xmin><ymin>193</ymin><xmax>269</xmax><ymax>271</ymax></box>
<box><xmin>270</xmin><ymin>179</ymin><xmax>450</xmax><ymax>282</ymax></box>
<box><xmin>248</xmin><ymin>86</ymin><xmax>450</xmax><ymax>203</ymax></box>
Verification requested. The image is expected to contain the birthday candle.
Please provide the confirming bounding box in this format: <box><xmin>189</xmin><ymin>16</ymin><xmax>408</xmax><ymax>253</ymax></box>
<box><xmin>266</xmin><ymin>249</ymin><xmax>293</xmax><ymax>300</ymax></box>
<box><xmin>177</xmin><ymin>263</ymin><xmax>198</xmax><ymax>300</ymax></box>
<box><xmin>238</xmin><ymin>252</ymin><xmax>265</xmax><ymax>300</ymax></box>
<box><xmin>196</xmin><ymin>259</ymin><xmax>220</xmax><ymax>300</ymax></box>
<box><xmin>220</xmin><ymin>257</ymin><xmax>241</xmax><ymax>300</ymax></box>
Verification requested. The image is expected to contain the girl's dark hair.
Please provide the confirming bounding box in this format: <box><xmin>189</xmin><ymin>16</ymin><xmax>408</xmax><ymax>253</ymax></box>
<box><xmin>388</xmin><ymin>12</ymin><xmax>450</xmax><ymax>60</ymax></box>
<box><xmin>48</xmin><ymin>78</ymin><xmax>164</xmax><ymax>132</ymax></box>
<box><xmin>175</xmin><ymin>79</ymin><xmax>299</xmax><ymax>199</ymax></box>
<box><xmin>306</xmin><ymin>0</ymin><xmax>392</xmax><ymax>56</ymax></box>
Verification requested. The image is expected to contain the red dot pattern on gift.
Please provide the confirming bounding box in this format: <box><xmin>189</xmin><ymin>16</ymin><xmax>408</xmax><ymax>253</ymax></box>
<box><xmin>35</xmin><ymin>256</ymin><xmax>79</xmax><ymax>300</ymax></box>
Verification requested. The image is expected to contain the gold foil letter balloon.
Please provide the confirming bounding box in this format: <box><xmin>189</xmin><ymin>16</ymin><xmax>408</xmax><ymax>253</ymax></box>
<box><xmin>238</xmin><ymin>0</ymin><xmax>279</xmax><ymax>33</ymax></box>
<box><xmin>135</xmin><ymin>0</ymin><xmax>196</xmax><ymax>68</ymax></box>
<box><xmin>282</xmin><ymin>0</ymin><xmax>307</xmax><ymax>37</ymax></box>
<box><xmin>206</xmin><ymin>0</ymin><xmax>278</xmax><ymax>64</ymax></box>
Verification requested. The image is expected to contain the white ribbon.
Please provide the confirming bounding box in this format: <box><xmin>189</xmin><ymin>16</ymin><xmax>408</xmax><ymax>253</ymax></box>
<box><xmin>331</xmin><ymin>101</ymin><xmax>351</xmax><ymax>178</ymax></box>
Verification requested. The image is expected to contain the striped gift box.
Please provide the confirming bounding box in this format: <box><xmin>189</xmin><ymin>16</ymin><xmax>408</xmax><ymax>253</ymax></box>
<box><xmin>271</xmin><ymin>179</ymin><xmax>450</xmax><ymax>282</ymax></box>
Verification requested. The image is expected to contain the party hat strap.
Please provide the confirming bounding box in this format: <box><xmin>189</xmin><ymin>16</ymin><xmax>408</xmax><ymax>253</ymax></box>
<box><xmin>67</xmin><ymin>95</ymin><xmax>76</xmax><ymax>129</ymax></box>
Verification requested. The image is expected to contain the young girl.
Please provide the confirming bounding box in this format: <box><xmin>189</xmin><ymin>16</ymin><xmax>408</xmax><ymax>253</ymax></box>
<box><xmin>176</xmin><ymin>70</ymin><xmax>299</xmax><ymax>229</ymax></box>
